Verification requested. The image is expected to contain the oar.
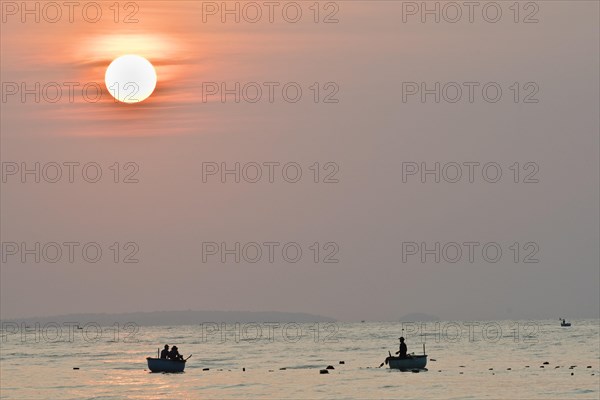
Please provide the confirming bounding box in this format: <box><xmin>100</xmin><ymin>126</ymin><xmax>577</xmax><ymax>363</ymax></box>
<box><xmin>379</xmin><ymin>351</ymin><xmax>392</xmax><ymax>368</ymax></box>
<box><xmin>185</xmin><ymin>354</ymin><xmax>193</xmax><ymax>361</ymax></box>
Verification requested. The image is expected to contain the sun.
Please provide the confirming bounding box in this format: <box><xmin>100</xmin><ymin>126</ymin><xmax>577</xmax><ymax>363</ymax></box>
<box><xmin>105</xmin><ymin>55</ymin><xmax>157</xmax><ymax>103</ymax></box>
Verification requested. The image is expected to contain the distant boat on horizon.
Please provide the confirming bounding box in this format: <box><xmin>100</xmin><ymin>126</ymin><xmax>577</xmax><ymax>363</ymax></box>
<box><xmin>560</xmin><ymin>318</ymin><xmax>571</xmax><ymax>327</ymax></box>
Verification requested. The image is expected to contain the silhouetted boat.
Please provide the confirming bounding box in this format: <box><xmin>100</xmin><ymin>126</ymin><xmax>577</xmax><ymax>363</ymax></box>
<box><xmin>146</xmin><ymin>358</ymin><xmax>186</xmax><ymax>373</ymax></box>
<box><xmin>560</xmin><ymin>318</ymin><xmax>571</xmax><ymax>327</ymax></box>
<box><xmin>386</xmin><ymin>355</ymin><xmax>428</xmax><ymax>370</ymax></box>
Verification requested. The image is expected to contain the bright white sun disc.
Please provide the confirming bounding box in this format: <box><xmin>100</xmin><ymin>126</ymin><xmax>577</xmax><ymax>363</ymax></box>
<box><xmin>105</xmin><ymin>55</ymin><xmax>157</xmax><ymax>103</ymax></box>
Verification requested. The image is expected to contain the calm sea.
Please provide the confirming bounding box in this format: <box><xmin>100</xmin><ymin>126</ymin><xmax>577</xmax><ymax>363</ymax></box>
<box><xmin>1</xmin><ymin>319</ymin><xmax>598</xmax><ymax>399</ymax></box>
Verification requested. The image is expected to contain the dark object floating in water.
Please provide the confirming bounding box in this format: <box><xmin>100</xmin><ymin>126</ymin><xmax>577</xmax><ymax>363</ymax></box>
<box><xmin>202</xmin><ymin>368</ymin><xmax>209</xmax><ymax>371</ymax></box>
<box><xmin>438</xmin><ymin>370</ymin><xmax>442</xmax><ymax>372</ymax></box>
<box><xmin>147</xmin><ymin>358</ymin><xmax>187</xmax><ymax>373</ymax></box>
<box><xmin>280</xmin><ymin>368</ymin><xmax>286</xmax><ymax>370</ymax></box>
<box><xmin>540</xmin><ymin>366</ymin><xmax>544</xmax><ymax>368</ymax></box>
<box><xmin>459</xmin><ymin>372</ymin><xmax>463</xmax><ymax>374</ymax></box>
<box><xmin>73</xmin><ymin>367</ymin><xmax>79</xmax><ymax>370</ymax></box>
<box><xmin>587</xmin><ymin>366</ymin><xmax>592</xmax><ymax>368</ymax></box>
<box><xmin>571</xmin><ymin>372</ymin><xmax>574</xmax><ymax>376</ymax></box>
<box><xmin>326</xmin><ymin>365</ymin><xmax>335</xmax><ymax>370</ymax></box>
<box><xmin>555</xmin><ymin>366</ymin><xmax>560</xmax><ymax>369</ymax></box>
<box><xmin>507</xmin><ymin>368</ymin><xmax>511</xmax><ymax>370</ymax></box>
<box><xmin>459</xmin><ymin>365</ymin><xmax>465</xmax><ymax>368</ymax></box>
<box><xmin>430</xmin><ymin>359</ymin><xmax>436</xmax><ymax>362</ymax></box>
<box><xmin>339</xmin><ymin>361</ymin><xmax>345</xmax><ymax>364</ymax></box>
<box><xmin>243</xmin><ymin>368</ymin><xmax>245</xmax><ymax>372</ymax></box>
<box><xmin>320</xmin><ymin>369</ymin><xmax>329</xmax><ymax>374</ymax></box>
<box><xmin>489</xmin><ymin>368</ymin><xmax>493</xmax><ymax>371</ymax></box>
<box><xmin>269</xmin><ymin>370</ymin><xmax>274</xmax><ymax>372</ymax></box>
<box><xmin>543</xmin><ymin>361</ymin><xmax>549</xmax><ymax>365</ymax></box>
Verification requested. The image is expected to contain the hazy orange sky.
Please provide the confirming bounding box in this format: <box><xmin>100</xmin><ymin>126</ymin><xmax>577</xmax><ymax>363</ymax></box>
<box><xmin>1</xmin><ymin>1</ymin><xmax>598</xmax><ymax>321</ymax></box>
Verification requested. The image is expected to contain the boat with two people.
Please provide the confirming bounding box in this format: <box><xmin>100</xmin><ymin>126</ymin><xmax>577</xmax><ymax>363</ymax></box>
<box><xmin>147</xmin><ymin>344</ymin><xmax>192</xmax><ymax>373</ymax></box>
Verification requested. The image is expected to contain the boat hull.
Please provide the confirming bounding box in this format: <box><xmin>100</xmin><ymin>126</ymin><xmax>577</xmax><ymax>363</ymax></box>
<box><xmin>387</xmin><ymin>355</ymin><xmax>427</xmax><ymax>370</ymax></box>
<box><xmin>147</xmin><ymin>358</ymin><xmax>186</xmax><ymax>373</ymax></box>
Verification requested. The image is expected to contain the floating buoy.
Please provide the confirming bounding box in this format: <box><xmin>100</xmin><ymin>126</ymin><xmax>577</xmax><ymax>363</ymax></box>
<box><xmin>459</xmin><ymin>365</ymin><xmax>465</xmax><ymax>368</ymax></box>
<box><xmin>320</xmin><ymin>369</ymin><xmax>329</xmax><ymax>374</ymax></box>
<box><xmin>525</xmin><ymin>366</ymin><xmax>530</xmax><ymax>368</ymax></box>
<box><xmin>339</xmin><ymin>361</ymin><xmax>345</xmax><ymax>364</ymax></box>
<box><xmin>488</xmin><ymin>368</ymin><xmax>493</xmax><ymax>371</ymax></box>
<box><xmin>203</xmin><ymin>368</ymin><xmax>209</xmax><ymax>371</ymax></box>
<box><xmin>543</xmin><ymin>362</ymin><xmax>549</xmax><ymax>365</ymax></box>
<box><xmin>540</xmin><ymin>366</ymin><xmax>544</xmax><ymax>368</ymax></box>
<box><xmin>555</xmin><ymin>366</ymin><xmax>560</xmax><ymax>369</ymax></box>
<box><xmin>571</xmin><ymin>372</ymin><xmax>574</xmax><ymax>376</ymax></box>
<box><xmin>459</xmin><ymin>372</ymin><xmax>463</xmax><ymax>374</ymax></box>
<box><xmin>326</xmin><ymin>365</ymin><xmax>335</xmax><ymax>370</ymax></box>
<box><xmin>73</xmin><ymin>367</ymin><xmax>79</xmax><ymax>370</ymax></box>
<box><xmin>507</xmin><ymin>368</ymin><xmax>511</xmax><ymax>370</ymax></box>
<box><xmin>280</xmin><ymin>368</ymin><xmax>286</xmax><ymax>370</ymax></box>
<box><xmin>242</xmin><ymin>368</ymin><xmax>245</xmax><ymax>372</ymax></box>
<box><xmin>438</xmin><ymin>370</ymin><xmax>442</xmax><ymax>372</ymax></box>
<box><xmin>587</xmin><ymin>366</ymin><xmax>592</xmax><ymax>368</ymax></box>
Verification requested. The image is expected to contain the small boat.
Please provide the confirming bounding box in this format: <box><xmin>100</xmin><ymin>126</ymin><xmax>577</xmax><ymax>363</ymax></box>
<box><xmin>560</xmin><ymin>318</ymin><xmax>571</xmax><ymax>327</ymax></box>
<box><xmin>383</xmin><ymin>337</ymin><xmax>428</xmax><ymax>371</ymax></box>
<box><xmin>146</xmin><ymin>357</ymin><xmax>186</xmax><ymax>373</ymax></box>
<box><xmin>387</xmin><ymin>355</ymin><xmax>428</xmax><ymax>370</ymax></box>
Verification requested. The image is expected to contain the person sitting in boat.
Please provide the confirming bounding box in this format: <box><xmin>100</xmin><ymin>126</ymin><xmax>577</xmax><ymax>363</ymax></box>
<box><xmin>395</xmin><ymin>337</ymin><xmax>408</xmax><ymax>358</ymax></box>
<box><xmin>160</xmin><ymin>344</ymin><xmax>170</xmax><ymax>359</ymax></box>
<box><xmin>168</xmin><ymin>345</ymin><xmax>184</xmax><ymax>361</ymax></box>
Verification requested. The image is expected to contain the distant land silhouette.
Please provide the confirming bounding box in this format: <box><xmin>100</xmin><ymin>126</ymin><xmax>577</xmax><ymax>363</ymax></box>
<box><xmin>1</xmin><ymin>310</ymin><xmax>336</xmax><ymax>326</ymax></box>
<box><xmin>399</xmin><ymin>313</ymin><xmax>440</xmax><ymax>322</ymax></box>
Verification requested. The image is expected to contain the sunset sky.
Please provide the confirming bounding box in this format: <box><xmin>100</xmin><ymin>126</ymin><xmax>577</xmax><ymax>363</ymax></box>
<box><xmin>1</xmin><ymin>1</ymin><xmax>598</xmax><ymax>321</ymax></box>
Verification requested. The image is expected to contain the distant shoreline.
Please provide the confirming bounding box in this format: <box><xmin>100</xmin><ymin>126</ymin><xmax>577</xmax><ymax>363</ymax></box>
<box><xmin>0</xmin><ymin>310</ymin><xmax>337</xmax><ymax>326</ymax></box>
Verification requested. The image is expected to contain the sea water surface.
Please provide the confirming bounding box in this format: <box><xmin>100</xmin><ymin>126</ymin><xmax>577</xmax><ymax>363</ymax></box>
<box><xmin>1</xmin><ymin>320</ymin><xmax>599</xmax><ymax>399</ymax></box>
